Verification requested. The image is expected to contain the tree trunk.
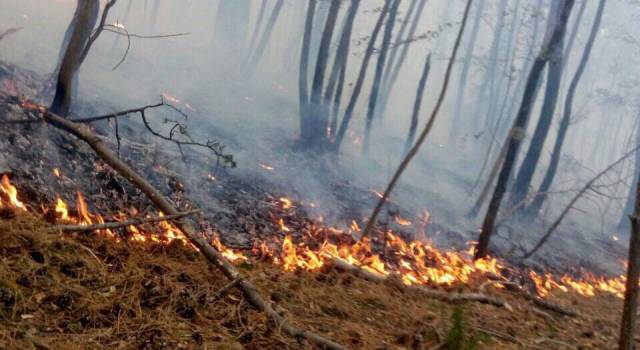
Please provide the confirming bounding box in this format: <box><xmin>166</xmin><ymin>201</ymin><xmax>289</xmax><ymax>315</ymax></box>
<box><xmin>325</xmin><ymin>0</ymin><xmax>361</xmax><ymax>139</ymax></box>
<box><xmin>305</xmin><ymin>0</ymin><xmax>342</xmax><ymax>149</ymax></box>
<box><xmin>50</xmin><ymin>0</ymin><xmax>99</xmax><ymax>117</ymax></box>
<box><xmin>363</xmin><ymin>0</ymin><xmax>401</xmax><ymax>154</ymax></box>
<box><xmin>246</xmin><ymin>0</ymin><xmax>284</xmax><ymax>71</ymax></box>
<box><xmin>334</xmin><ymin>0</ymin><xmax>392</xmax><ymax>151</ymax></box>
<box><xmin>449</xmin><ymin>0</ymin><xmax>486</xmax><ymax>141</ymax></box>
<box><xmin>620</xmin><ymin>192</ymin><xmax>640</xmax><ymax>350</ymax></box>
<box><xmin>404</xmin><ymin>53</ymin><xmax>431</xmax><ymax>154</ymax></box>
<box><xmin>526</xmin><ymin>0</ymin><xmax>605</xmax><ymax>218</ymax></box>
<box><xmin>247</xmin><ymin>1</ymin><xmax>268</xmax><ymax>56</ymax></box>
<box><xmin>509</xmin><ymin>35</ymin><xmax>565</xmax><ymax>208</ymax></box>
<box><xmin>213</xmin><ymin>0</ymin><xmax>251</xmax><ymax>59</ymax></box>
<box><xmin>299</xmin><ymin>0</ymin><xmax>317</xmax><ymax>141</ymax></box>
<box><xmin>474</xmin><ymin>0</ymin><xmax>575</xmax><ymax>261</ymax></box>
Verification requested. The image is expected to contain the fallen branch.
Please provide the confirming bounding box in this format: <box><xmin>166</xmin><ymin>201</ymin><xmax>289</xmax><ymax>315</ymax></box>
<box><xmin>53</xmin><ymin>209</ymin><xmax>200</xmax><ymax>232</ymax></box>
<box><xmin>329</xmin><ymin>256</ymin><xmax>510</xmax><ymax>309</ymax></box>
<box><xmin>0</xmin><ymin>27</ymin><xmax>22</xmax><ymax>41</ymax></box>
<box><xmin>210</xmin><ymin>277</ymin><xmax>242</xmax><ymax>301</ymax></box>
<box><xmin>39</xmin><ymin>109</ymin><xmax>347</xmax><ymax>350</ymax></box>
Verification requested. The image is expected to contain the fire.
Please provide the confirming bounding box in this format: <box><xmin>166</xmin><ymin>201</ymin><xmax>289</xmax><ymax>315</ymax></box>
<box><xmin>0</xmin><ymin>175</ymin><xmax>632</xmax><ymax>301</ymax></box>
<box><xmin>394</xmin><ymin>215</ymin><xmax>411</xmax><ymax>226</ymax></box>
<box><xmin>258</xmin><ymin>163</ymin><xmax>274</xmax><ymax>172</ymax></box>
<box><xmin>53</xmin><ymin>168</ymin><xmax>61</xmax><ymax>177</ymax></box>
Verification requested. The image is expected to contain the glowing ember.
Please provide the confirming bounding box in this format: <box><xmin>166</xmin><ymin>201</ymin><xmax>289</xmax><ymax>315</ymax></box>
<box><xmin>259</xmin><ymin>163</ymin><xmax>274</xmax><ymax>171</ymax></box>
<box><xmin>161</xmin><ymin>93</ymin><xmax>181</xmax><ymax>104</ymax></box>
<box><xmin>279</xmin><ymin>197</ymin><xmax>293</xmax><ymax>209</ymax></box>
<box><xmin>53</xmin><ymin>168</ymin><xmax>61</xmax><ymax>177</ymax></box>
<box><xmin>278</xmin><ymin>218</ymin><xmax>291</xmax><ymax>232</ymax></box>
<box><xmin>394</xmin><ymin>215</ymin><xmax>411</xmax><ymax>226</ymax></box>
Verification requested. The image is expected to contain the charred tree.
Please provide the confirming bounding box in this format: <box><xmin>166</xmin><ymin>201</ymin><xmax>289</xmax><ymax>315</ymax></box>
<box><xmin>404</xmin><ymin>53</ymin><xmax>431</xmax><ymax>154</ymax></box>
<box><xmin>474</xmin><ymin>0</ymin><xmax>575</xmax><ymax>261</ymax></box>
<box><xmin>50</xmin><ymin>0</ymin><xmax>100</xmax><ymax>117</ymax></box>
<box><xmin>363</xmin><ymin>0</ymin><xmax>401</xmax><ymax>154</ymax></box>
<box><xmin>246</xmin><ymin>0</ymin><xmax>285</xmax><ymax>71</ymax></box>
<box><xmin>247</xmin><ymin>1</ymin><xmax>268</xmax><ymax>57</ymax></box>
<box><xmin>334</xmin><ymin>0</ymin><xmax>392</xmax><ymax>151</ymax></box>
<box><xmin>213</xmin><ymin>0</ymin><xmax>251</xmax><ymax>59</ymax></box>
<box><xmin>526</xmin><ymin>0</ymin><xmax>605</xmax><ymax>218</ymax></box>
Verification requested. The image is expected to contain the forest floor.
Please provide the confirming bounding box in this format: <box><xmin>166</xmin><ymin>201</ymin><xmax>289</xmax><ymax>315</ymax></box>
<box><xmin>0</xmin><ymin>211</ymin><xmax>632</xmax><ymax>350</ymax></box>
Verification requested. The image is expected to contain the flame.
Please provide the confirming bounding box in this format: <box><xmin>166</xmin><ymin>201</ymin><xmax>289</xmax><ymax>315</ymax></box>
<box><xmin>53</xmin><ymin>168</ymin><xmax>61</xmax><ymax>177</ymax></box>
<box><xmin>394</xmin><ymin>215</ymin><xmax>411</xmax><ymax>226</ymax></box>
<box><xmin>0</xmin><ymin>175</ymin><xmax>632</xmax><ymax>301</ymax></box>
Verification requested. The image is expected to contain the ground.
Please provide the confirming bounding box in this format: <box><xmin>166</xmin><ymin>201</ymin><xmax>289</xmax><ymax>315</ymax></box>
<box><xmin>0</xmin><ymin>211</ymin><xmax>631</xmax><ymax>350</ymax></box>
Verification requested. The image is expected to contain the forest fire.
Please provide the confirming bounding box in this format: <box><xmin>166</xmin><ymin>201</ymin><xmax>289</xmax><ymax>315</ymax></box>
<box><xmin>0</xmin><ymin>174</ymin><xmax>630</xmax><ymax>301</ymax></box>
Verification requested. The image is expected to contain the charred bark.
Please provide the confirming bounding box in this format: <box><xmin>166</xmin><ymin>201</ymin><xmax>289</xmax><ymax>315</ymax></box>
<box><xmin>298</xmin><ymin>0</ymin><xmax>317</xmax><ymax>141</ymax></box>
<box><xmin>620</xmin><ymin>170</ymin><xmax>640</xmax><ymax>350</ymax></box>
<box><xmin>474</xmin><ymin>0</ymin><xmax>575</xmax><ymax>261</ymax></box>
<box><xmin>526</xmin><ymin>0</ymin><xmax>605</xmax><ymax>218</ymax></box>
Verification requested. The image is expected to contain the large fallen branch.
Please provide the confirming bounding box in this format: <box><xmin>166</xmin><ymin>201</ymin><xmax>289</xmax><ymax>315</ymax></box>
<box><xmin>53</xmin><ymin>209</ymin><xmax>200</xmax><ymax>232</ymax></box>
<box><xmin>40</xmin><ymin>110</ymin><xmax>347</xmax><ymax>350</ymax></box>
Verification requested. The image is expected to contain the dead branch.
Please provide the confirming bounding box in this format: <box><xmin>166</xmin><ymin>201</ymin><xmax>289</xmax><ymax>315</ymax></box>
<box><xmin>39</xmin><ymin>109</ymin><xmax>347</xmax><ymax>350</ymax></box>
<box><xmin>71</xmin><ymin>102</ymin><xmax>164</xmax><ymax>123</ymax></box>
<box><xmin>53</xmin><ymin>209</ymin><xmax>200</xmax><ymax>232</ymax></box>
<box><xmin>329</xmin><ymin>256</ymin><xmax>510</xmax><ymax>309</ymax></box>
<box><xmin>523</xmin><ymin>144</ymin><xmax>640</xmax><ymax>259</ymax></box>
<box><xmin>79</xmin><ymin>0</ymin><xmax>117</xmax><ymax>65</ymax></box>
<box><xmin>210</xmin><ymin>277</ymin><xmax>242</xmax><ymax>301</ymax></box>
<box><xmin>360</xmin><ymin>0</ymin><xmax>473</xmax><ymax>239</ymax></box>
<box><xmin>0</xmin><ymin>27</ymin><xmax>22</xmax><ymax>41</ymax></box>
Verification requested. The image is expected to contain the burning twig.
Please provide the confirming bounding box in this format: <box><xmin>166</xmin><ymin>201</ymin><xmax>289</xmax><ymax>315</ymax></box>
<box><xmin>38</xmin><ymin>109</ymin><xmax>347</xmax><ymax>350</ymax></box>
<box><xmin>53</xmin><ymin>209</ymin><xmax>200</xmax><ymax>232</ymax></box>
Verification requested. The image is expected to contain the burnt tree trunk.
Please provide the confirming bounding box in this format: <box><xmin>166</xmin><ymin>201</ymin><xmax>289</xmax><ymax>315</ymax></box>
<box><xmin>474</xmin><ymin>0</ymin><xmax>575</xmax><ymax>261</ymax></box>
<box><xmin>50</xmin><ymin>0</ymin><xmax>99</xmax><ymax>117</ymax></box>
<box><xmin>246</xmin><ymin>0</ymin><xmax>284</xmax><ymax>71</ymax></box>
<box><xmin>404</xmin><ymin>53</ymin><xmax>431</xmax><ymax>154</ymax></box>
<box><xmin>247</xmin><ymin>1</ymin><xmax>268</xmax><ymax>56</ymax></box>
<box><xmin>213</xmin><ymin>0</ymin><xmax>251</xmax><ymax>59</ymax></box>
<box><xmin>363</xmin><ymin>0</ymin><xmax>401</xmax><ymax>154</ymax></box>
<box><xmin>527</xmin><ymin>0</ymin><xmax>605</xmax><ymax>218</ymax></box>
<box><xmin>334</xmin><ymin>0</ymin><xmax>392</xmax><ymax>151</ymax></box>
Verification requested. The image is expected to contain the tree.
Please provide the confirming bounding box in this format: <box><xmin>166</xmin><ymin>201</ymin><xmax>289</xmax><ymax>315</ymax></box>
<box><xmin>404</xmin><ymin>53</ymin><xmax>431</xmax><ymax>153</ymax></box>
<box><xmin>213</xmin><ymin>0</ymin><xmax>251</xmax><ymax>59</ymax></box>
<box><xmin>298</xmin><ymin>0</ymin><xmax>318</xmax><ymax>142</ymax></box>
<box><xmin>474</xmin><ymin>0</ymin><xmax>575</xmax><ymax>261</ymax></box>
<box><xmin>526</xmin><ymin>0</ymin><xmax>606</xmax><ymax>218</ymax></box>
<box><xmin>363</xmin><ymin>0</ymin><xmax>401</xmax><ymax>154</ymax></box>
<box><xmin>50</xmin><ymin>0</ymin><xmax>100</xmax><ymax>117</ymax></box>
<box><xmin>246</xmin><ymin>0</ymin><xmax>285</xmax><ymax>71</ymax></box>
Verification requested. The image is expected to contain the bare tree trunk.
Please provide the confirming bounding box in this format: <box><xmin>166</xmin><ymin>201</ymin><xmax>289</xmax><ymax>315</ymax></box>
<box><xmin>247</xmin><ymin>1</ymin><xmax>268</xmax><ymax>56</ymax></box>
<box><xmin>305</xmin><ymin>0</ymin><xmax>342</xmax><ymax>149</ymax></box>
<box><xmin>246</xmin><ymin>0</ymin><xmax>284</xmax><ymax>71</ymax></box>
<box><xmin>526</xmin><ymin>0</ymin><xmax>605</xmax><ymax>218</ymax></box>
<box><xmin>299</xmin><ymin>0</ymin><xmax>317</xmax><ymax>141</ymax></box>
<box><xmin>360</xmin><ymin>0</ymin><xmax>473</xmax><ymax>239</ymax></box>
<box><xmin>213</xmin><ymin>0</ymin><xmax>251</xmax><ymax>59</ymax></box>
<box><xmin>474</xmin><ymin>0</ymin><xmax>575</xmax><ymax>261</ymax></box>
<box><xmin>334</xmin><ymin>0</ymin><xmax>392</xmax><ymax>151</ymax></box>
<box><xmin>620</xmin><ymin>173</ymin><xmax>640</xmax><ymax>350</ymax></box>
<box><xmin>363</xmin><ymin>0</ymin><xmax>401</xmax><ymax>154</ymax></box>
<box><xmin>404</xmin><ymin>53</ymin><xmax>431</xmax><ymax>154</ymax></box>
<box><xmin>449</xmin><ymin>0</ymin><xmax>485</xmax><ymax>141</ymax></box>
<box><xmin>325</xmin><ymin>0</ymin><xmax>361</xmax><ymax>139</ymax></box>
<box><xmin>509</xmin><ymin>34</ymin><xmax>565</xmax><ymax>208</ymax></box>
<box><xmin>50</xmin><ymin>0</ymin><xmax>100</xmax><ymax>117</ymax></box>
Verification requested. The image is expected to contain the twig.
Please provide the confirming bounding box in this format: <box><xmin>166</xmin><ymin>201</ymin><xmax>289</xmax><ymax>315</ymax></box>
<box><xmin>360</xmin><ymin>0</ymin><xmax>473</xmax><ymax>239</ymax></box>
<box><xmin>210</xmin><ymin>277</ymin><xmax>242</xmax><ymax>301</ymax></box>
<box><xmin>79</xmin><ymin>0</ymin><xmax>118</xmax><ymax>65</ymax></box>
<box><xmin>0</xmin><ymin>27</ymin><xmax>22</xmax><ymax>41</ymax></box>
<box><xmin>53</xmin><ymin>209</ymin><xmax>200</xmax><ymax>232</ymax></box>
<box><xmin>523</xmin><ymin>144</ymin><xmax>640</xmax><ymax>259</ymax></box>
<box><xmin>71</xmin><ymin>102</ymin><xmax>164</xmax><ymax>123</ymax></box>
<box><xmin>40</xmin><ymin>109</ymin><xmax>347</xmax><ymax>350</ymax></box>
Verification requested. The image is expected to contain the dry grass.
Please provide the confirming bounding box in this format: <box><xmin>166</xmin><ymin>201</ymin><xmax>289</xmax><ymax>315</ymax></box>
<box><xmin>0</xmin><ymin>211</ymin><xmax>631</xmax><ymax>349</ymax></box>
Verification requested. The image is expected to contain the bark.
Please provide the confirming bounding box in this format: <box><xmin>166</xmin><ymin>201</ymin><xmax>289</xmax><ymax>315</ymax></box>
<box><xmin>50</xmin><ymin>0</ymin><xmax>100</xmax><ymax>117</ymax></box>
<box><xmin>304</xmin><ymin>0</ymin><xmax>342</xmax><ymax>149</ymax></box>
<box><xmin>360</xmin><ymin>0</ymin><xmax>473</xmax><ymax>239</ymax></box>
<box><xmin>325</xmin><ymin>0</ymin><xmax>361</xmax><ymax>139</ymax></box>
<box><xmin>449</xmin><ymin>0</ymin><xmax>486</xmax><ymax>141</ymax></box>
<box><xmin>404</xmin><ymin>53</ymin><xmax>431</xmax><ymax>154</ymax></box>
<box><xmin>298</xmin><ymin>0</ymin><xmax>317</xmax><ymax>141</ymax></box>
<box><xmin>509</xmin><ymin>35</ymin><xmax>565</xmax><ymax>208</ymax></box>
<box><xmin>363</xmin><ymin>0</ymin><xmax>401</xmax><ymax>154</ymax></box>
<box><xmin>527</xmin><ymin>0</ymin><xmax>605</xmax><ymax>218</ymax></box>
<box><xmin>246</xmin><ymin>0</ymin><xmax>284</xmax><ymax>70</ymax></box>
<box><xmin>334</xmin><ymin>0</ymin><xmax>392</xmax><ymax>151</ymax></box>
<box><xmin>620</xmin><ymin>121</ymin><xmax>640</xmax><ymax>231</ymax></box>
<box><xmin>474</xmin><ymin>0</ymin><xmax>575</xmax><ymax>261</ymax></box>
<box><xmin>620</xmin><ymin>171</ymin><xmax>640</xmax><ymax>350</ymax></box>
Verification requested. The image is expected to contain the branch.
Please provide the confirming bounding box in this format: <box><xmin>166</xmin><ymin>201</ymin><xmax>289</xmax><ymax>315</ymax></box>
<box><xmin>36</xmin><ymin>108</ymin><xmax>347</xmax><ymax>350</ymax></box>
<box><xmin>0</xmin><ymin>27</ymin><xmax>22</xmax><ymax>41</ymax></box>
<box><xmin>53</xmin><ymin>209</ymin><xmax>200</xmax><ymax>232</ymax></box>
<box><xmin>523</xmin><ymin>144</ymin><xmax>640</xmax><ymax>259</ymax></box>
<box><xmin>80</xmin><ymin>0</ymin><xmax>118</xmax><ymax>65</ymax></box>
